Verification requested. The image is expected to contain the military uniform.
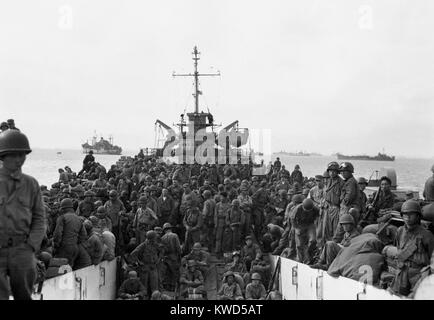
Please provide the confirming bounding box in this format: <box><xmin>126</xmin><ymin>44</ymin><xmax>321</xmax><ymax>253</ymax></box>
<box><xmin>245</xmin><ymin>282</ymin><xmax>266</xmax><ymax>300</ymax></box>
<box><xmin>201</xmin><ymin>198</ymin><xmax>216</xmax><ymax>250</ymax></box>
<box><xmin>118</xmin><ymin>278</ymin><xmax>146</xmax><ymax>300</ymax></box>
<box><xmin>183</xmin><ymin>206</ymin><xmax>203</xmax><ymax>254</ymax></box>
<box><xmin>161</xmin><ymin>231</ymin><xmax>181</xmax><ymax>290</ymax></box>
<box><xmin>130</xmin><ymin>239</ymin><xmax>163</xmax><ymax>298</ymax></box>
<box><xmin>0</xmin><ymin>168</ymin><xmax>46</xmax><ymax>300</ymax></box>
<box><xmin>322</xmin><ymin>176</ymin><xmax>344</xmax><ymax>242</ymax></box>
<box><xmin>214</xmin><ymin>201</ymin><xmax>230</xmax><ymax>255</ymax></box>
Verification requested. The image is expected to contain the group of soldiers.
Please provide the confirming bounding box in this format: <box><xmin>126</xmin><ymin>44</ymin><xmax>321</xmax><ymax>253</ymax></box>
<box><xmin>1</xmin><ymin>124</ymin><xmax>434</xmax><ymax>300</ymax></box>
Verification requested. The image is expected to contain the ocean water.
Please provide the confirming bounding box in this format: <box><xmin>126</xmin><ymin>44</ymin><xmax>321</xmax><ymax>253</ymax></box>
<box><xmin>21</xmin><ymin>149</ymin><xmax>433</xmax><ymax>193</ymax></box>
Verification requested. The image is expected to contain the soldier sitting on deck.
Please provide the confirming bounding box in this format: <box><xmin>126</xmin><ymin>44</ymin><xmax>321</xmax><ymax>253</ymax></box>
<box><xmin>217</xmin><ymin>271</ymin><xmax>244</xmax><ymax>300</ymax></box>
<box><xmin>245</xmin><ymin>273</ymin><xmax>267</xmax><ymax>300</ymax></box>
<box><xmin>179</xmin><ymin>260</ymin><xmax>205</xmax><ymax>299</ymax></box>
<box><xmin>117</xmin><ymin>271</ymin><xmax>146</xmax><ymax>300</ymax></box>
<box><xmin>182</xmin><ymin>242</ymin><xmax>210</xmax><ymax>276</ymax></box>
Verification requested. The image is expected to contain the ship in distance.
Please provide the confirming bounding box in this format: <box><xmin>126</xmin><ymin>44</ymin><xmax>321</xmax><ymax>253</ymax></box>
<box><xmin>276</xmin><ymin>150</ymin><xmax>322</xmax><ymax>156</ymax></box>
<box><xmin>82</xmin><ymin>134</ymin><xmax>122</xmax><ymax>155</ymax></box>
<box><xmin>336</xmin><ymin>151</ymin><xmax>395</xmax><ymax>161</ymax></box>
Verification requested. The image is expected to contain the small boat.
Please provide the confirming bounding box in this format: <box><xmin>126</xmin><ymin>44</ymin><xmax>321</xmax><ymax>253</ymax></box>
<box><xmin>57</xmin><ymin>152</ymin><xmax>62</xmax><ymax>155</ymax></box>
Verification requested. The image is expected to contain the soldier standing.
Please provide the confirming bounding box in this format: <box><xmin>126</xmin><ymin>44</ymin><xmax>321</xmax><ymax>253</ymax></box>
<box><xmin>0</xmin><ymin>130</ymin><xmax>46</xmax><ymax>300</ymax></box>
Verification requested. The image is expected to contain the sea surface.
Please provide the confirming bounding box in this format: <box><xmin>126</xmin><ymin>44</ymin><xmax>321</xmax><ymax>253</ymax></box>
<box><xmin>22</xmin><ymin>149</ymin><xmax>433</xmax><ymax>194</ymax></box>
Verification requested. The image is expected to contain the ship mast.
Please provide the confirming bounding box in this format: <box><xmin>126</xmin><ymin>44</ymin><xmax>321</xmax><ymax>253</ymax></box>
<box><xmin>172</xmin><ymin>46</ymin><xmax>220</xmax><ymax>114</ymax></box>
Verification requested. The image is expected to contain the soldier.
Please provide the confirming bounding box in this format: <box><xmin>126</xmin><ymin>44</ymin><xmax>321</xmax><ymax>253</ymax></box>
<box><xmin>104</xmin><ymin>190</ymin><xmax>125</xmax><ymax>249</ymax></box>
<box><xmin>161</xmin><ymin>223</ymin><xmax>181</xmax><ymax>291</ymax></box>
<box><xmin>183</xmin><ymin>242</ymin><xmax>209</xmax><ymax>276</ymax></box>
<box><xmin>423</xmin><ymin>164</ymin><xmax>434</xmax><ymax>202</ymax></box>
<box><xmin>357</xmin><ymin>177</ymin><xmax>369</xmax><ymax>215</ymax></box>
<box><xmin>133</xmin><ymin>196</ymin><xmax>158</xmax><ymax>244</ymax></box>
<box><xmin>290</xmin><ymin>164</ymin><xmax>303</xmax><ymax>185</ymax></box>
<box><xmin>94</xmin><ymin>206</ymin><xmax>112</xmax><ymax>232</ymax></box>
<box><xmin>117</xmin><ymin>271</ymin><xmax>146</xmax><ymax>300</ymax></box>
<box><xmin>53</xmin><ymin>198</ymin><xmax>87</xmax><ymax>269</ymax></box>
<box><xmin>273</xmin><ymin>157</ymin><xmax>281</xmax><ymax>171</ymax></box>
<box><xmin>183</xmin><ymin>195</ymin><xmax>203</xmax><ymax>254</ymax></box>
<box><xmin>0</xmin><ymin>122</ymin><xmax>9</xmax><ymax>132</ymax></box>
<box><xmin>0</xmin><ymin>130</ymin><xmax>46</xmax><ymax>300</ymax></box>
<box><xmin>81</xmin><ymin>220</ymin><xmax>104</xmax><ymax>265</ymax></box>
<box><xmin>217</xmin><ymin>271</ymin><xmax>244</xmax><ymax>300</ymax></box>
<box><xmin>360</xmin><ymin>176</ymin><xmax>397</xmax><ymax>227</ymax></box>
<box><xmin>322</xmin><ymin>162</ymin><xmax>344</xmax><ymax>242</ymax></box>
<box><xmin>241</xmin><ymin>235</ymin><xmax>261</xmax><ymax>271</ymax></box>
<box><xmin>226</xmin><ymin>251</ymin><xmax>247</xmax><ymax>275</ymax></box>
<box><xmin>251</xmin><ymin>180</ymin><xmax>269</xmax><ymax>242</ymax></box>
<box><xmin>214</xmin><ymin>192</ymin><xmax>231</xmax><ymax>257</ymax></box>
<box><xmin>179</xmin><ymin>260</ymin><xmax>205</xmax><ymax>299</ymax></box>
<box><xmin>157</xmin><ymin>188</ymin><xmax>176</xmax><ymax>226</ymax></box>
<box><xmin>245</xmin><ymin>273</ymin><xmax>266</xmax><ymax>300</ymax></box>
<box><xmin>309</xmin><ymin>175</ymin><xmax>325</xmax><ymax>206</ymax></box>
<box><xmin>201</xmin><ymin>190</ymin><xmax>216</xmax><ymax>250</ymax></box>
<box><xmin>238</xmin><ymin>185</ymin><xmax>253</xmax><ymax>240</ymax></box>
<box><xmin>7</xmin><ymin>119</ymin><xmax>19</xmax><ymax>131</ymax></box>
<box><xmin>311</xmin><ymin>214</ymin><xmax>360</xmax><ymax>270</ymax></box>
<box><xmin>339</xmin><ymin>162</ymin><xmax>360</xmax><ymax>214</ymax></box>
<box><xmin>226</xmin><ymin>199</ymin><xmax>244</xmax><ymax>250</ymax></box>
<box><xmin>129</xmin><ymin>230</ymin><xmax>163</xmax><ymax>299</ymax></box>
<box><xmin>291</xmin><ymin>198</ymin><xmax>319</xmax><ymax>264</ymax></box>
<box><xmin>389</xmin><ymin>200</ymin><xmax>434</xmax><ymax>296</ymax></box>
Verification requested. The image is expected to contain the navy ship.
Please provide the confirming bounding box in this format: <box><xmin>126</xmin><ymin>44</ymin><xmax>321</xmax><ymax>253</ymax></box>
<box><xmin>82</xmin><ymin>134</ymin><xmax>122</xmax><ymax>155</ymax></box>
<box><xmin>337</xmin><ymin>151</ymin><xmax>395</xmax><ymax>161</ymax></box>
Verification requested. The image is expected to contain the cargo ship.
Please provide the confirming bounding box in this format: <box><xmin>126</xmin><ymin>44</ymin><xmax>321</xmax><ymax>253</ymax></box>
<box><xmin>82</xmin><ymin>134</ymin><xmax>122</xmax><ymax>155</ymax></box>
<box><xmin>336</xmin><ymin>152</ymin><xmax>395</xmax><ymax>161</ymax></box>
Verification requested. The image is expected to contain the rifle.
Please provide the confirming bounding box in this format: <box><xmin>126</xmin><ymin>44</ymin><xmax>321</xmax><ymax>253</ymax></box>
<box><xmin>359</xmin><ymin>185</ymin><xmax>381</xmax><ymax>227</ymax></box>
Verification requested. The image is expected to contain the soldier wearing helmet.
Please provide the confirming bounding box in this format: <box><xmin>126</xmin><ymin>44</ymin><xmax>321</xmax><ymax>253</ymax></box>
<box><xmin>389</xmin><ymin>200</ymin><xmax>434</xmax><ymax>296</ymax></box>
<box><xmin>357</xmin><ymin>177</ymin><xmax>369</xmax><ymax>215</ymax></box>
<box><xmin>290</xmin><ymin>164</ymin><xmax>303</xmax><ymax>185</ymax></box>
<box><xmin>157</xmin><ymin>188</ymin><xmax>175</xmax><ymax>227</ymax></box>
<box><xmin>311</xmin><ymin>213</ymin><xmax>360</xmax><ymax>271</ymax></box>
<box><xmin>6</xmin><ymin>119</ymin><xmax>19</xmax><ymax>131</ymax></box>
<box><xmin>290</xmin><ymin>199</ymin><xmax>320</xmax><ymax>264</ymax></box>
<box><xmin>129</xmin><ymin>230</ymin><xmax>163</xmax><ymax>299</ymax></box>
<box><xmin>0</xmin><ymin>129</ymin><xmax>46</xmax><ymax>300</ymax></box>
<box><xmin>226</xmin><ymin>251</ymin><xmax>247</xmax><ymax>276</ymax></box>
<box><xmin>179</xmin><ymin>259</ymin><xmax>205</xmax><ymax>299</ymax></box>
<box><xmin>423</xmin><ymin>164</ymin><xmax>434</xmax><ymax>202</ymax></box>
<box><xmin>338</xmin><ymin>162</ymin><xmax>360</xmax><ymax>214</ymax></box>
<box><xmin>117</xmin><ymin>270</ymin><xmax>146</xmax><ymax>300</ymax></box>
<box><xmin>322</xmin><ymin>161</ymin><xmax>345</xmax><ymax>242</ymax></box>
<box><xmin>251</xmin><ymin>179</ymin><xmax>270</xmax><ymax>243</ymax></box>
<box><xmin>226</xmin><ymin>199</ymin><xmax>244</xmax><ymax>251</ymax></box>
<box><xmin>134</xmin><ymin>196</ymin><xmax>158</xmax><ymax>244</ymax></box>
<box><xmin>201</xmin><ymin>189</ymin><xmax>216</xmax><ymax>251</ymax></box>
<box><xmin>217</xmin><ymin>271</ymin><xmax>243</xmax><ymax>300</ymax></box>
<box><xmin>104</xmin><ymin>189</ymin><xmax>126</xmax><ymax>251</ymax></box>
<box><xmin>160</xmin><ymin>222</ymin><xmax>181</xmax><ymax>291</ymax></box>
<box><xmin>53</xmin><ymin>198</ymin><xmax>87</xmax><ymax>270</ymax></box>
<box><xmin>245</xmin><ymin>272</ymin><xmax>266</xmax><ymax>300</ymax></box>
<box><xmin>183</xmin><ymin>195</ymin><xmax>203</xmax><ymax>255</ymax></box>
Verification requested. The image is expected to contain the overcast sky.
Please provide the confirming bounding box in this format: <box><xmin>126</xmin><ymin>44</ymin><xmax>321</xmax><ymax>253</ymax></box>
<box><xmin>1</xmin><ymin>0</ymin><xmax>433</xmax><ymax>158</ymax></box>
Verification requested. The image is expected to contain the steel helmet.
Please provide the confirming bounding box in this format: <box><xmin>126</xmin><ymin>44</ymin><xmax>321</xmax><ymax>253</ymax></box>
<box><xmin>251</xmin><ymin>273</ymin><xmax>262</xmax><ymax>281</ymax></box>
<box><xmin>269</xmin><ymin>224</ymin><xmax>281</xmax><ymax>235</ymax></box>
<box><xmin>232</xmin><ymin>250</ymin><xmax>241</xmax><ymax>257</ymax></box>
<box><xmin>339</xmin><ymin>214</ymin><xmax>355</xmax><ymax>225</ymax></box>
<box><xmin>0</xmin><ymin>129</ymin><xmax>32</xmax><ymax>157</ymax></box>
<box><xmin>202</xmin><ymin>190</ymin><xmax>212</xmax><ymax>198</ymax></box>
<box><xmin>146</xmin><ymin>230</ymin><xmax>157</xmax><ymax>240</ymax></box>
<box><xmin>339</xmin><ymin>162</ymin><xmax>354</xmax><ymax>173</ymax></box>
<box><xmin>109</xmin><ymin>190</ymin><xmax>118</xmax><ymax>197</ymax></box>
<box><xmin>302</xmin><ymin>198</ymin><xmax>314</xmax><ymax>211</ymax></box>
<box><xmin>60</xmin><ymin>198</ymin><xmax>74</xmax><ymax>209</ymax></box>
<box><xmin>39</xmin><ymin>251</ymin><xmax>52</xmax><ymax>265</ymax></box>
<box><xmin>187</xmin><ymin>260</ymin><xmax>196</xmax><ymax>267</ymax></box>
<box><xmin>224</xmin><ymin>271</ymin><xmax>235</xmax><ymax>279</ymax></box>
<box><xmin>278</xmin><ymin>189</ymin><xmax>287</xmax><ymax>196</ymax></box>
<box><xmin>192</xmin><ymin>242</ymin><xmax>202</xmax><ymax>250</ymax></box>
<box><xmin>96</xmin><ymin>206</ymin><xmax>106</xmax><ymax>214</ymax></box>
<box><xmin>401</xmin><ymin>200</ymin><xmax>422</xmax><ymax>215</ymax></box>
<box><xmin>292</xmin><ymin>194</ymin><xmax>305</xmax><ymax>204</ymax></box>
<box><xmin>252</xmin><ymin>176</ymin><xmax>259</xmax><ymax>182</ymax></box>
<box><xmin>84</xmin><ymin>190</ymin><xmax>95</xmax><ymax>197</ymax></box>
<box><xmin>327</xmin><ymin>162</ymin><xmax>340</xmax><ymax>172</ymax></box>
<box><xmin>357</xmin><ymin>177</ymin><xmax>368</xmax><ymax>185</ymax></box>
<box><xmin>162</xmin><ymin>222</ymin><xmax>173</xmax><ymax>231</ymax></box>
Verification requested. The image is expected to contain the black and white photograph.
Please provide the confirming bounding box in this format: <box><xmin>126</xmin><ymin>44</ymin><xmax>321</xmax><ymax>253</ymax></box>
<box><xmin>1</xmin><ymin>0</ymin><xmax>434</xmax><ymax>307</ymax></box>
